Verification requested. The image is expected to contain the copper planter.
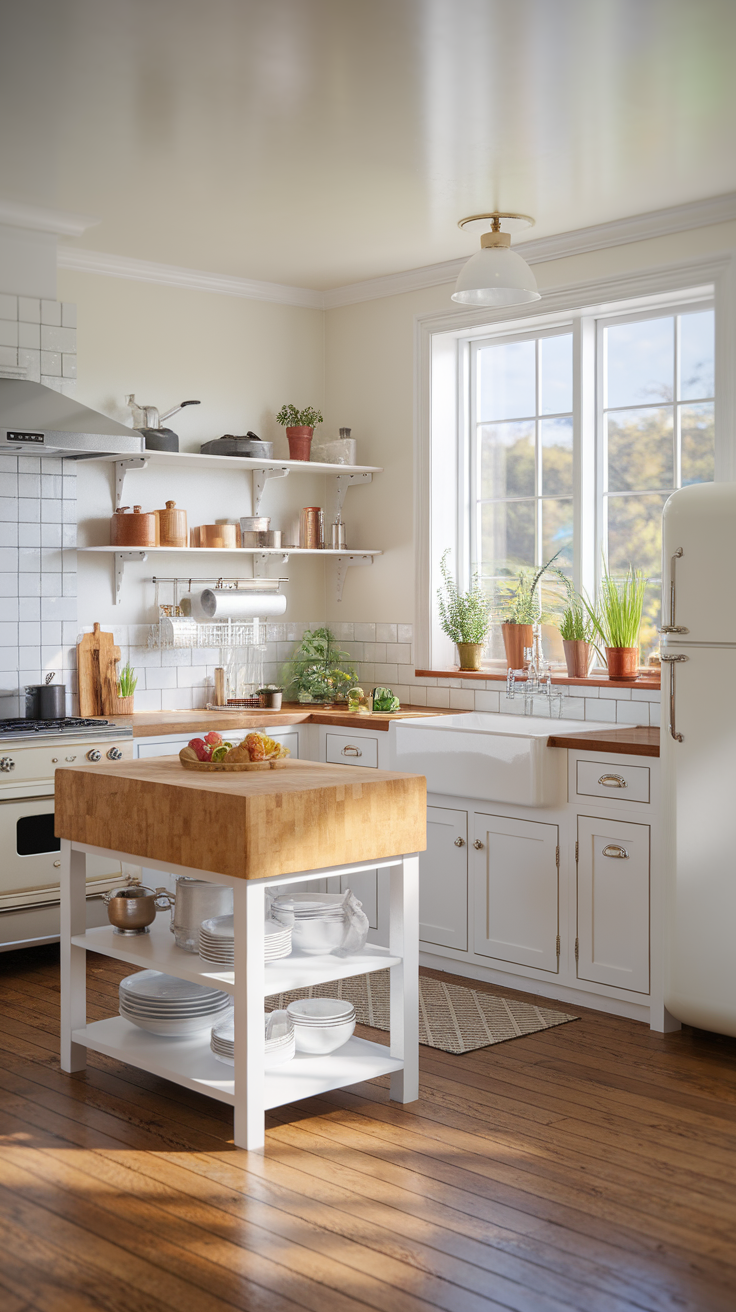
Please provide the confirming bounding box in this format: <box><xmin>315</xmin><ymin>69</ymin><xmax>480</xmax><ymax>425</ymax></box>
<box><xmin>605</xmin><ymin>646</ymin><xmax>639</xmax><ymax>680</ymax></box>
<box><xmin>501</xmin><ymin>623</ymin><xmax>534</xmax><ymax>670</ymax></box>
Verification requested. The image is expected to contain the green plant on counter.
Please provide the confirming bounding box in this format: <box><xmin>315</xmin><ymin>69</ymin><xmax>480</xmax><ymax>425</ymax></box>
<box><xmin>583</xmin><ymin>563</ymin><xmax>646</xmax><ymax>649</ymax></box>
<box><xmin>437</xmin><ymin>549</ymin><xmax>492</xmax><ymax>644</ymax></box>
<box><xmin>275</xmin><ymin>404</ymin><xmax>324</xmax><ymax>428</ymax></box>
<box><xmin>118</xmin><ymin>663</ymin><xmax>138</xmax><ymax>698</ymax></box>
<box><xmin>497</xmin><ymin>549</ymin><xmax>566</xmax><ymax>625</ymax></box>
<box><xmin>282</xmin><ymin>627</ymin><xmax>357</xmax><ymax>704</ymax></box>
<box><xmin>372</xmin><ymin>687</ymin><xmax>400</xmax><ymax>712</ymax></box>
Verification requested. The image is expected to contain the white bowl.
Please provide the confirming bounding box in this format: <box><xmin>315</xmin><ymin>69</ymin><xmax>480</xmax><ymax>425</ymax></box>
<box><xmin>292</xmin><ymin>1017</ymin><xmax>355</xmax><ymax>1054</ymax></box>
<box><xmin>288</xmin><ymin>997</ymin><xmax>355</xmax><ymax>1022</ymax></box>
<box><xmin>290</xmin><ymin>917</ymin><xmax>346</xmax><ymax>955</ymax></box>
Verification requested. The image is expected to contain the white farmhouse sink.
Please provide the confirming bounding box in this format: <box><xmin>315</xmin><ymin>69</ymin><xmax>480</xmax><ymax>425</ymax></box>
<box><xmin>392</xmin><ymin>712</ymin><xmax>616</xmax><ymax>807</ymax></box>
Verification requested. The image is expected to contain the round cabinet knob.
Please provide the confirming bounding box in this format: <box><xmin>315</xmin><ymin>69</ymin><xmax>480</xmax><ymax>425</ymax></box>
<box><xmin>454</xmin><ymin>837</ymin><xmax>465</xmax><ymax>847</ymax></box>
<box><xmin>51</xmin><ymin>757</ymin><xmax>59</xmax><ymax>763</ymax></box>
<box><xmin>86</xmin><ymin>749</ymin><xmax>102</xmax><ymax>762</ymax></box>
<box><xmin>473</xmin><ymin>839</ymin><xmax>484</xmax><ymax>850</ymax></box>
<box><xmin>53</xmin><ymin>860</ymin><xmax>61</xmax><ymax>868</ymax></box>
<box><xmin>107</xmin><ymin>747</ymin><xmax>123</xmax><ymax>761</ymax></box>
<box><xmin>0</xmin><ymin>756</ymin><xmax>15</xmax><ymax>772</ymax></box>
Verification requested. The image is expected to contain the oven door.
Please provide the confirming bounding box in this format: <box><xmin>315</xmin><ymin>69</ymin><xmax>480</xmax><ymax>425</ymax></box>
<box><xmin>0</xmin><ymin>794</ymin><xmax>123</xmax><ymax>912</ymax></box>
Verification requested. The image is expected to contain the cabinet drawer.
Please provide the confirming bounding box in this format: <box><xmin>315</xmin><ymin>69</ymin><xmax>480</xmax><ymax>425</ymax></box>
<box><xmin>325</xmin><ymin>732</ymin><xmax>378</xmax><ymax>768</ymax></box>
<box><xmin>576</xmin><ymin>759</ymin><xmax>650</xmax><ymax>804</ymax></box>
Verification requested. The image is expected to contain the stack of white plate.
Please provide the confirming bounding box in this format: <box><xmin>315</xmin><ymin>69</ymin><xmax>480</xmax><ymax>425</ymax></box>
<box><xmin>271</xmin><ymin>894</ymin><xmax>347</xmax><ymax>955</ymax></box>
<box><xmin>209</xmin><ymin>1009</ymin><xmax>296</xmax><ymax>1067</ymax></box>
<box><xmin>119</xmin><ymin>970</ymin><xmax>232</xmax><ymax>1036</ymax></box>
<box><xmin>198</xmin><ymin>916</ymin><xmax>292</xmax><ymax>965</ymax></box>
<box><xmin>287</xmin><ymin>997</ymin><xmax>356</xmax><ymax>1053</ymax></box>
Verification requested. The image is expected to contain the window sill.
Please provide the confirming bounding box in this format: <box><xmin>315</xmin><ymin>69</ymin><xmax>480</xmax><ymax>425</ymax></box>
<box><xmin>415</xmin><ymin>667</ymin><xmax>661</xmax><ymax>691</ymax></box>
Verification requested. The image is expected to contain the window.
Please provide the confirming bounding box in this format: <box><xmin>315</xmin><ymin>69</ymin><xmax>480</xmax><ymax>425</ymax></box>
<box><xmin>457</xmin><ymin>296</ymin><xmax>715</xmax><ymax>664</ymax></box>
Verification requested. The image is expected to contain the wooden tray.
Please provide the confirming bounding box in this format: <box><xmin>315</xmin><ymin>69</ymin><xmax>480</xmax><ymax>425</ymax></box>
<box><xmin>179</xmin><ymin>756</ymin><xmax>290</xmax><ymax>772</ymax></box>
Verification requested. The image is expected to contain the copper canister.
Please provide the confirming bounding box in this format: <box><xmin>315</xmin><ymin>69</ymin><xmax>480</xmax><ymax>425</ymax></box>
<box><xmin>110</xmin><ymin>506</ymin><xmax>156</xmax><ymax>547</ymax></box>
<box><xmin>299</xmin><ymin>506</ymin><xmax>323</xmax><ymax>549</ymax></box>
<box><xmin>156</xmin><ymin>500</ymin><xmax>188</xmax><ymax>548</ymax></box>
<box><xmin>199</xmin><ymin>523</ymin><xmax>238</xmax><ymax>548</ymax></box>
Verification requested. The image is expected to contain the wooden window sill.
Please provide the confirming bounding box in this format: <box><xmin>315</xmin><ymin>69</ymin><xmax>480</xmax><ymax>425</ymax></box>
<box><xmin>415</xmin><ymin>668</ymin><xmax>661</xmax><ymax>691</ymax></box>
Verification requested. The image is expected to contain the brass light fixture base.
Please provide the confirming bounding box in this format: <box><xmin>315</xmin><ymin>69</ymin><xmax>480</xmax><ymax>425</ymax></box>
<box><xmin>457</xmin><ymin>211</ymin><xmax>535</xmax><ymax>235</ymax></box>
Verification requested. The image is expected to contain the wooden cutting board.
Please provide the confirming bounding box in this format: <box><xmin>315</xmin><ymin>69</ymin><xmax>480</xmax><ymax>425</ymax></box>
<box><xmin>77</xmin><ymin>624</ymin><xmax>121</xmax><ymax>717</ymax></box>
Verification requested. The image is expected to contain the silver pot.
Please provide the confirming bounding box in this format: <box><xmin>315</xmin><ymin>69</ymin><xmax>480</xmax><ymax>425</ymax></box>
<box><xmin>103</xmin><ymin>884</ymin><xmax>173</xmax><ymax>936</ymax></box>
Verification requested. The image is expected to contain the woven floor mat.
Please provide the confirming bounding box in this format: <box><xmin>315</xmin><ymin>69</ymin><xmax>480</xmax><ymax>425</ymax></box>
<box><xmin>266</xmin><ymin>969</ymin><xmax>578</xmax><ymax>1054</ymax></box>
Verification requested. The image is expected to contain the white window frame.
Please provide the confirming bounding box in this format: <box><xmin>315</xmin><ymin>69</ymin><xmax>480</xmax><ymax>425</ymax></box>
<box><xmin>415</xmin><ymin>253</ymin><xmax>735</xmax><ymax>672</ymax></box>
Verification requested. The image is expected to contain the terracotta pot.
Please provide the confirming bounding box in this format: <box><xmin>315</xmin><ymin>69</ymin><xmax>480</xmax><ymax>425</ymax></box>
<box><xmin>286</xmin><ymin>425</ymin><xmax>314</xmax><ymax>460</ymax></box>
<box><xmin>562</xmin><ymin>639</ymin><xmax>593</xmax><ymax>679</ymax></box>
<box><xmin>605</xmin><ymin>646</ymin><xmax>639</xmax><ymax>680</ymax></box>
<box><xmin>456</xmin><ymin>642</ymin><xmax>484</xmax><ymax>671</ymax></box>
<box><xmin>501</xmin><ymin>622</ymin><xmax>534</xmax><ymax>670</ymax></box>
<box><xmin>115</xmin><ymin>694</ymin><xmax>134</xmax><ymax>715</ymax></box>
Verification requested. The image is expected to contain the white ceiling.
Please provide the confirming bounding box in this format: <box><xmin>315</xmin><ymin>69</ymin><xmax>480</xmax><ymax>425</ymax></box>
<box><xmin>3</xmin><ymin>0</ymin><xmax>736</xmax><ymax>290</ymax></box>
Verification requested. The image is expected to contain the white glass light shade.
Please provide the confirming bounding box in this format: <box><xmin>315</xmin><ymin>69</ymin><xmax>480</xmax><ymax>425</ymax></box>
<box><xmin>451</xmin><ymin>246</ymin><xmax>541</xmax><ymax>306</ymax></box>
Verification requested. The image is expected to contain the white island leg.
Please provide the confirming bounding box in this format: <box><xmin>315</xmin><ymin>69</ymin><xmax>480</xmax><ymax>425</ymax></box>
<box><xmin>389</xmin><ymin>853</ymin><xmax>419</xmax><ymax>1103</ymax></box>
<box><xmin>233</xmin><ymin>879</ymin><xmax>266</xmax><ymax>1150</ymax></box>
<box><xmin>60</xmin><ymin>840</ymin><xmax>88</xmax><ymax>1072</ymax></box>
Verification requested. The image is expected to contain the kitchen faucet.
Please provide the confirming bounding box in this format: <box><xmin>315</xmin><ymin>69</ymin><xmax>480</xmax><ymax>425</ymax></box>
<box><xmin>506</xmin><ymin>646</ymin><xmax>564</xmax><ymax>718</ymax></box>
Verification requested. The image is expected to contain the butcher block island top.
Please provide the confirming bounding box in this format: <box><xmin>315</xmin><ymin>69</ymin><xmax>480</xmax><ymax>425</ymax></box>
<box><xmin>55</xmin><ymin>755</ymin><xmax>427</xmax><ymax>880</ymax></box>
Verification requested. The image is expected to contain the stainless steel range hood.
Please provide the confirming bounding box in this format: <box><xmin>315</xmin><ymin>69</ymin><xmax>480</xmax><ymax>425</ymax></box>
<box><xmin>0</xmin><ymin>379</ymin><xmax>145</xmax><ymax>458</ymax></box>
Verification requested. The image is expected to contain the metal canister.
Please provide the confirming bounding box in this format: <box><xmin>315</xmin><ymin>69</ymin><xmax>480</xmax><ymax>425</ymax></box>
<box><xmin>300</xmin><ymin>507</ymin><xmax>322</xmax><ymax>549</ymax></box>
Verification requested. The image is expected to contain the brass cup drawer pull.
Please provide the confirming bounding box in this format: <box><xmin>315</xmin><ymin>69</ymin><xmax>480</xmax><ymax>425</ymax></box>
<box><xmin>341</xmin><ymin>745</ymin><xmax>362</xmax><ymax>757</ymax></box>
<box><xmin>602</xmin><ymin>843</ymin><xmax>629</xmax><ymax>859</ymax></box>
<box><xmin>454</xmin><ymin>836</ymin><xmax>465</xmax><ymax>847</ymax></box>
<box><xmin>598</xmin><ymin>773</ymin><xmax>627</xmax><ymax>788</ymax></box>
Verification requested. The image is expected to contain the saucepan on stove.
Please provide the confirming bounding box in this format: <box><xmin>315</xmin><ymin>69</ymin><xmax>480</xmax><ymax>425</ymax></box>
<box><xmin>103</xmin><ymin>884</ymin><xmax>174</xmax><ymax>936</ymax></box>
<box><xmin>25</xmin><ymin>673</ymin><xmax>66</xmax><ymax>719</ymax></box>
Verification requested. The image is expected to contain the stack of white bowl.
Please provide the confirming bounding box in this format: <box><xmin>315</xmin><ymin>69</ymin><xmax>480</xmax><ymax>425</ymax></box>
<box><xmin>119</xmin><ymin>970</ymin><xmax>232</xmax><ymax>1036</ymax></box>
<box><xmin>209</xmin><ymin>1009</ymin><xmax>296</xmax><ymax>1067</ymax></box>
<box><xmin>287</xmin><ymin>997</ymin><xmax>356</xmax><ymax>1053</ymax></box>
<box><xmin>271</xmin><ymin>893</ymin><xmax>347</xmax><ymax>955</ymax></box>
<box><xmin>199</xmin><ymin>915</ymin><xmax>292</xmax><ymax>965</ymax></box>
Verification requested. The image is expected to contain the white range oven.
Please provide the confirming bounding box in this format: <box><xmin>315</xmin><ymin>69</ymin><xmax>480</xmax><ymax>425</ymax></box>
<box><xmin>0</xmin><ymin>716</ymin><xmax>135</xmax><ymax>951</ymax></box>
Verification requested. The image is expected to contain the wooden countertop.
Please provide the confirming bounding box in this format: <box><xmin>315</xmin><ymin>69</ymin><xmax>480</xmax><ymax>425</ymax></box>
<box><xmin>546</xmin><ymin>726</ymin><xmax>660</xmax><ymax>757</ymax></box>
<box><xmin>104</xmin><ymin>704</ymin><xmax>456</xmax><ymax>737</ymax></box>
<box><xmin>55</xmin><ymin>756</ymin><xmax>427</xmax><ymax>880</ymax></box>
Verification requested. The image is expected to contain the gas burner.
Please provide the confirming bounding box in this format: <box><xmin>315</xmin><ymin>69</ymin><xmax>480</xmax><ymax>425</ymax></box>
<box><xmin>0</xmin><ymin>717</ymin><xmax>111</xmax><ymax>735</ymax></box>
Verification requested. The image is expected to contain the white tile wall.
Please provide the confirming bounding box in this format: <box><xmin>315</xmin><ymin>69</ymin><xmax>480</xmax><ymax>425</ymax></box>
<box><xmin>0</xmin><ymin>294</ymin><xmax>76</xmax><ymax>398</ymax></box>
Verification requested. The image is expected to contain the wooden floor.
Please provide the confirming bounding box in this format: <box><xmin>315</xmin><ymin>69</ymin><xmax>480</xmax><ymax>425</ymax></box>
<box><xmin>1</xmin><ymin>947</ymin><xmax>735</xmax><ymax>1312</ymax></box>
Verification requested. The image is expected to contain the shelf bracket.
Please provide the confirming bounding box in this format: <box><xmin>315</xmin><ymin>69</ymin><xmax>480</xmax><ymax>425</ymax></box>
<box><xmin>253</xmin><ymin>551</ymin><xmax>290</xmax><ymax>579</ymax></box>
<box><xmin>252</xmin><ymin>466</ymin><xmax>289</xmax><ymax>515</ymax></box>
<box><xmin>114</xmin><ymin>551</ymin><xmax>148</xmax><ymax>604</ymax></box>
<box><xmin>335</xmin><ymin>553</ymin><xmax>373</xmax><ymax>603</ymax></box>
<box><xmin>114</xmin><ymin>457</ymin><xmax>149</xmax><ymax>509</ymax></box>
<box><xmin>334</xmin><ymin>471</ymin><xmax>372</xmax><ymax>520</ymax></box>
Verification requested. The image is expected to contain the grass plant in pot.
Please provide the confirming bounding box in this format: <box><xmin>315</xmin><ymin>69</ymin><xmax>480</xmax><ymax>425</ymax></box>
<box><xmin>116</xmin><ymin>662</ymin><xmax>137</xmax><ymax>713</ymax></box>
<box><xmin>559</xmin><ymin>588</ymin><xmax>596</xmax><ymax>678</ymax></box>
<box><xmin>276</xmin><ymin>404</ymin><xmax>324</xmax><ymax>461</ymax></box>
<box><xmin>583</xmin><ymin>565</ymin><xmax>645</xmax><ymax>680</ymax></box>
<box><xmin>498</xmin><ymin>552</ymin><xmax>564</xmax><ymax>670</ymax></box>
<box><xmin>437</xmin><ymin>550</ymin><xmax>491</xmax><ymax>671</ymax></box>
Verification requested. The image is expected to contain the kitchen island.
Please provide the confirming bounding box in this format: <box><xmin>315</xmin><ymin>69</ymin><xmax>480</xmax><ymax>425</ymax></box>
<box><xmin>55</xmin><ymin>756</ymin><xmax>426</xmax><ymax>1149</ymax></box>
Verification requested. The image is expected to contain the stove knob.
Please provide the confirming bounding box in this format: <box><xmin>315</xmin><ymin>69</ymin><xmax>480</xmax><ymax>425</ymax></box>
<box><xmin>0</xmin><ymin>756</ymin><xmax>15</xmax><ymax>772</ymax></box>
<box><xmin>107</xmin><ymin>747</ymin><xmax>123</xmax><ymax>761</ymax></box>
<box><xmin>86</xmin><ymin>749</ymin><xmax>102</xmax><ymax>762</ymax></box>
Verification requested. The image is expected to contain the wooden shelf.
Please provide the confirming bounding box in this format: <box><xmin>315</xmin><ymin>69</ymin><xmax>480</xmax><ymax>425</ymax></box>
<box><xmin>72</xmin><ymin>921</ymin><xmax>401</xmax><ymax>995</ymax></box>
<box><xmin>73</xmin><ymin>1017</ymin><xmax>401</xmax><ymax>1110</ymax></box>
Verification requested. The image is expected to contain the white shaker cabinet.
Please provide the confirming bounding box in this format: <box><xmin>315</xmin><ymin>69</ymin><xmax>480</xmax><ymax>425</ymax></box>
<box><xmin>419</xmin><ymin>806</ymin><xmax>468</xmax><ymax>951</ymax></box>
<box><xmin>576</xmin><ymin>815</ymin><xmax>650</xmax><ymax>994</ymax></box>
<box><xmin>472</xmin><ymin>812</ymin><xmax>560</xmax><ymax>973</ymax></box>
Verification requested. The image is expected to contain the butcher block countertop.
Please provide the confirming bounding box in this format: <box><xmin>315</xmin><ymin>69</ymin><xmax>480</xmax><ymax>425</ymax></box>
<box><xmin>106</xmin><ymin>704</ymin><xmax>457</xmax><ymax>737</ymax></box>
<box><xmin>55</xmin><ymin>756</ymin><xmax>427</xmax><ymax>881</ymax></box>
<box><xmin>547</xmin><ymin>726</ymin><xmax>660</xmax><ymax>757</ymax></box>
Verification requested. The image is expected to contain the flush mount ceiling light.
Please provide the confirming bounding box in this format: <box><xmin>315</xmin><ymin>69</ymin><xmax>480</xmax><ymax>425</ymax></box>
<box><xmin>452</xmin><ymin>212</ymin><xmax>541</xmax><ymax>307</ymax></box>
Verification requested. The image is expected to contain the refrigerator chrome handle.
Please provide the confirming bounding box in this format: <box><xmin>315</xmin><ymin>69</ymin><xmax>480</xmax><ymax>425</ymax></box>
<box><xmin>660</xmin><ymin>547</ymin><xmax>689</xmax><ymax>636</ymax></box>
<box><xmin>660</xmin><ymin>652</ymin><xmax>688</xmax><ymax>742</ymax></box>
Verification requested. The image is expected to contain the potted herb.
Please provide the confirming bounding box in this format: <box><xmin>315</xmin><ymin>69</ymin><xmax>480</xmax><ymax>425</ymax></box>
<box><xmin>437</xmin><ymin>549</ymin><xmax>492</xmax><ymax>671</ymax></box>
<box><xmin>583</xmin><ymin>564</ymin><xmax>646</xmax><ymax>680</ymax></box>
<box><xmin>558</xmin><ymin>590</ymin><xmax>596</xmax><ymax>678</ymax></box>
<box><xmin>116</xmin><ymin>662</ymin><xmax>137</xmax><ymax>713</ymax></box>
<box><xmin>497</xmin><ymin>551</ymin><xmax>564</xmax><ymax>670</ymax></box>
<box><xmin>275</xmin><ymin>404</ymin><xmax>324</xmax><ymax>461</ymax></box>
<box><xmin>283</xmin><ymin>627</ymin><xmax>357</xmax><ymax>704</ymax></box>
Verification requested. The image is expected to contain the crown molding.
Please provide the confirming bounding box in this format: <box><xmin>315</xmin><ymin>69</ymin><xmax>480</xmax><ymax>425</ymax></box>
<box><xmin>0</xmin><ymin>200</ymin><xmax>99</xmax><ymax>238</ymax></box>
<box><xmin>54</xmin><ymin>192</ymin><xmax>736</xmax><ymax>311</ymax></box>
<box><xmin>56</xmin><ymin>245</ymin><xmax>324</xmax><ymax>309</ymax></box>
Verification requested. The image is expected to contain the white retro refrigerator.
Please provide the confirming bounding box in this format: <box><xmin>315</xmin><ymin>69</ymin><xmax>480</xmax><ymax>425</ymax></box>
<box><xmin>661</xmin><ymin>482</ymin><xmax>736</xmax><ymax>1036</ymax></box>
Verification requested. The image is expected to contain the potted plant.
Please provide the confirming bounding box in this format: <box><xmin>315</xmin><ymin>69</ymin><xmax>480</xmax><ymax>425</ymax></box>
<box><xmin>116</xmin><ymin>662</ymin><xmax>137</xmax><ymax>713</ymax></box>
<box><xmin>497</xmin><ymin>551</ymin><xmax>564</xmax><ymax>670</ymax></box>
<box><xmin>558</xmin><ymin>589</ymin><xmax>596</xmax><ymax>678</ymax></box>
<box><xmin>282</xmin><ymin>627</ymin><xmax>357</xmax><ymax>704</ymax></box>
<box><xmin>583</xmin><ymin>564</ymin><xmax>646</xmax><ymax>680</ymax></box>
<box><xmin>276</xmin><ymin>404</ymin><xmax>324</xmax><ymax>461</ymax></box>
<box><xmin>437</xmin><ymin>549</ymin><xmax>492</xmax><ymax>671</ymax></box>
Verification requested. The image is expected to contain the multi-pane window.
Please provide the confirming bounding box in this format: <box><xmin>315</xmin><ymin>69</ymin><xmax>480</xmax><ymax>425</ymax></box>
<box><xmin>465</xmin><ymin>300</ymin><xmax>715</xmax><ymax>662</ymax></box>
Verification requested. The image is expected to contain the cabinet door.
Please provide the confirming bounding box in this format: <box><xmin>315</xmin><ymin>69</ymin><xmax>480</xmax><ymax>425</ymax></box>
<box><xmin>419</xmin><ymin>806</ymin><xmax>468</xmax><ymax>950</ymax></box>
<box><xmin>473</xmin><ymin>812</ymin><xmax>559</xmax><ymax>972</ymax></box>
<box><xmin>577</xmin><ymin>815</ymin><xmax>649</xmax><ymax>994</ymax></box>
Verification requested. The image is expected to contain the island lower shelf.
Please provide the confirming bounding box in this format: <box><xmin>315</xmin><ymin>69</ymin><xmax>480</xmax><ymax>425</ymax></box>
<box><xmin>73</xmin><ymin>1016</ymin><xmax>402</xmax><ymax>1110</ymax></box>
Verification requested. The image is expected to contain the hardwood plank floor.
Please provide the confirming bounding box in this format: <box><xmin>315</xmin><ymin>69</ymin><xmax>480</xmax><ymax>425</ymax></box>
<box><xmin>0</xmin><ymin>945</ymin><xmax>735</xmax><ymax>1312</ymax></box>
